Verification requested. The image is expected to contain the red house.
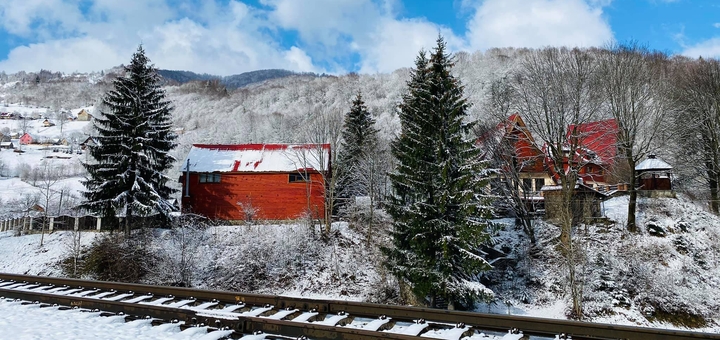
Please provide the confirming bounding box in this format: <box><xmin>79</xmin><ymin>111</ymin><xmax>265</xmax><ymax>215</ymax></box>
<box><xmin>567</xmin><ymin>119</ymin><xmax>618</xmax><ymax>186</ymax></box>
<box><xmin>479</xmin><ymin>114</ymin><xmax>551</xmax><ymax>194</ymax></box>
<box><xmin>19</xmin><ymin>132</ymin><xmax>35</xmax><ymax>145</ymax></box>
<box><xmin>179</xmin><ymin>143</ymin><xmax>330</xmax><ymax>221</ymax></box>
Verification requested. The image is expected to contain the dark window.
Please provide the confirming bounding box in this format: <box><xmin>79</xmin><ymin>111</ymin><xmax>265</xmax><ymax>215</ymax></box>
<box><xmin>535</xmin><ymin>178</ymin><xmax>544</xmax><ymax>191</ymax></box>
<box><xmin>199</xmin><ymin>173</ymin><xmax>221</xmax><ymax>183</ymax></box>
<box><xmin>522</xmin><ymin>178</ymin><xmax>533</xmax><ymax>192</ymax></box>
<box><xmin>289</xmin><ymin>173</ymin><xmax>309</xmax><ymax>183</ymax></box>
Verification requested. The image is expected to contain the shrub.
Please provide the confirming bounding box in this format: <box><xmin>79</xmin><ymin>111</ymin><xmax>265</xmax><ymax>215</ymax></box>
<box><xmin>65</xmin><ymin>233</ymin><xmax>150</xmax><ymax>282</ymax></box>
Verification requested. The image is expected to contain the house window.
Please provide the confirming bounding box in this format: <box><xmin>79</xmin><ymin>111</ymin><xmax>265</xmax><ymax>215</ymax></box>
<box><xmin>535</xmin><ymin>178</ymin><xmax>544</xmax><ymax>191</ymax></box>
<box><xmin>199</xmin><ymin>173</ymin><xmax>221</xmax><ymax>183</ymax></box>
<box><xmin>289</xmin><ymin>173</ymin><xmax>309</xmax><ymax>183</ymax></box>
<box><xmin>522</xmin><ymin>178</ymin><xmax>533</xmax><ymax>192</ymax></box>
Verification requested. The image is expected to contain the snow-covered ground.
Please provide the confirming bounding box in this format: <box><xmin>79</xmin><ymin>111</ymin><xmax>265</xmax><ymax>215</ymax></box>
<box><xmin>0</xmin><ymin>299</ymin><xmax>234</xmax><ymax>340</ymax></box>
<box><xmin>0</xmin><ymin>230</ymin><xmax>97</xmax><ymax>276</ymax></box>
<box><xmin>0</xmin><ymin>298</ymin><xmax>528</xmax><ymax>340</ymax></box>
<box><xmin>483</xmin><ymin>193</ymin><xmax>720</xmax><ymax>333</ymax></box>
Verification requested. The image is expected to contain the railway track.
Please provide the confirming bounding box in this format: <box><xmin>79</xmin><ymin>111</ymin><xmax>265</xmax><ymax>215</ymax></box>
<box><xmin>0</xmin><ymin>273</ymin><xmax>716</xmax><ymax>340</ymax></box>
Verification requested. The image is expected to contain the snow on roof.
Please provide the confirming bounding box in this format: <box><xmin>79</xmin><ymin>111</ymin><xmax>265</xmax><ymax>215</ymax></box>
<box><xmin>635</xmin><ymin>155</ymin><xmax>672</xmax><ymax>171</ymax></box>
<box><xmin>541</xmin><ymin>182</ymin><xmax>608</xmax><ymax>196</ymax></box>
<box><xmin>182</xmin><ymin>143</ymin><xmax>331</xmax><ymax>173</ymax></box>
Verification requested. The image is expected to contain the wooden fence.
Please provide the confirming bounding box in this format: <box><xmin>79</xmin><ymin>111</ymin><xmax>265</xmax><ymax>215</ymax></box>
<box><xmin>0</xmin><ymin>215</ymin><xmax>166</xmax><ymax>233</ymax></box>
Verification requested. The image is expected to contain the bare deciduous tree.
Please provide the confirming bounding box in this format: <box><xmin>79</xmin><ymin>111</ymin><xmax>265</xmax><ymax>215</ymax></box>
<box><xmin>35</xmin><ymin>161</ymin><xmax>62</xmax><ymax>246</ymax></box>
<box><xmin>510</xmin><ymin>47</ymin><xmax>603</xmax><ymax>318</ymax></box>
<box><xmin>479</xmin><ymin>78</ymin><xmax>540</xmax><ymax>245</ymax></box>
<box><xmin>671</xmin><ymin>57</ymin><xmax>720</xmax><ymax>214</ymax></box>
<box><xmin>300</xmin><ymin>108</ymin><xmax>343</xmax><ymax>236</ymax></box>
<box><xmin>597</xmin><ymin>42</ymin><xmax>670</xmax><ymax>231</ymax></box>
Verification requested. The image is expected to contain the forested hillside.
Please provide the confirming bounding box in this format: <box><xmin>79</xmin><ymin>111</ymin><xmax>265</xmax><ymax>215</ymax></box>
<box><xmin>1</xmin><ymin>45</ymin><xmax>716</xmax><ymax>228</ymax></box>
<box><xmin>1</xmin><ymin>45</ymin><xmax>720</xmax><ymax>328</ymax></box>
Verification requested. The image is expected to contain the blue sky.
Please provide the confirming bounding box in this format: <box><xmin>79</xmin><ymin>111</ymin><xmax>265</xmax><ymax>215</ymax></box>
<box><xmin>0</xmin><ymin>0</ymin><xmax>717</xmax><ymax>76</ymax></box>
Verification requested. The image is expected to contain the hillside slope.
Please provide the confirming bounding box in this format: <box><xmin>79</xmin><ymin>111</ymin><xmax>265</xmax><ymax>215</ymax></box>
<box><xmin>0</xmin><ymin>194</ymin><xmax>718</xmax><ymax>333</ymax></box>
<box><xmin>484</xmin><ymin>194</ymin><xmax>720</xmax><ymax>331</ymax></box>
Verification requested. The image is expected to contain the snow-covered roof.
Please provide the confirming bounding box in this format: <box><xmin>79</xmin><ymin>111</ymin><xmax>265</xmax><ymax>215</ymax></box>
<box><xmin>635</xmin><ymin>155</ymin><xmax>672</xmax><ymax>171</ymax></box>
<box><xmin>182</xmin><ymin>144</ymin><xmax>331</xmax><ymax>173</ymax></box>
<box><xmin>541</xmin><ymin>182</ymin><xmax>608</xmax><ymax>197</ymax></box>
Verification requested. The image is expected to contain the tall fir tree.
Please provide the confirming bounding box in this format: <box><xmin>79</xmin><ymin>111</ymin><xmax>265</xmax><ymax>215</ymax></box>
<box><xmin>385</xmin><ymin>37</ymin><xmax>493</xmax><ymax>309</ymax></box>
<box><xmin>338</xmin><ymin>92</ymin><xmax>379</xmax><ymax>199</ymax></box>
<box><xmin>81</xmin><ymin>46</ymin><xmax>177</xmax><ymax>236</ymax></box>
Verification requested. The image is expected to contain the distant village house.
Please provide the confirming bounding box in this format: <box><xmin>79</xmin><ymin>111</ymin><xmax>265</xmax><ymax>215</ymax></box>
<box><xmin>19</xmin><ymin>133</ymin><xmax>35</xmax><ymax>145</ymax></box>
<box><xmin>0</xmin><ymin>141</ymin><xmax>13</xmax><ymax>149</ymax></box>
<box><xmin>76</xmin><ymin>109</ymin><xmax>92</xmax><ymax>121</ymax></box>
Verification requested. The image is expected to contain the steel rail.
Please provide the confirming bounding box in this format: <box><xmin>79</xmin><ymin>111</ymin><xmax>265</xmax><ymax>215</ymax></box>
<box><xmin>0</xmin><ymin>273</ymin><xmax>717</xmax><ymax>340</ymax></box>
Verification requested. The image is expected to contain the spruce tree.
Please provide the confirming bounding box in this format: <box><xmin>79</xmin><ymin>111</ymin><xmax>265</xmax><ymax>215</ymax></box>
<box><xmin>338</xmin><ymin>92</ymin><xmax>379</xmax><ymax>199</ymax></box>
<box><xmin>81</xmin><ymin>45</ymin><xmax>177</xmax><ymax>236</ymax></box>
<box><xmin>385</xmin><ymin>37</ymin><xmax>493</xmax><ymax>309</ymax></box>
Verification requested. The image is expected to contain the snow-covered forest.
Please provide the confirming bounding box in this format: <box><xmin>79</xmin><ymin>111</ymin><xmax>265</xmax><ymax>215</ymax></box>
<box><xmin>0</xmin><ymin>45</ymin><xmax>719</xmax><ymax>330</ymax></box>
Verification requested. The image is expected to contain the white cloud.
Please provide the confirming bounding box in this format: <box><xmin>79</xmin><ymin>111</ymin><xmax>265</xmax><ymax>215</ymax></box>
<box><xmin>465</xmin><ymin>0</ymin><xmax>614</xmax><ymax>50</ymax></box>
<box><xmin>0</xmin><ymin>0</ymin><xmax>618</xmax><ymax>76</ymax></box>
<box><xmin>0</xmin><ymin>0</ymin><xmax>321</xmax><ymax>76</ymax></box>
<box><xmin>714</xmin><ymin>23</ymin><xmax>720</xmax><ymax>29</ymax></box>
<box><xmin>0</xmin><ymin>38</ymin><xmax>125</xmax><ymax>73</ymax></box>
<box><xmin>357</xmin><ymin>18</ymin><xmax>462</xmax><ymax>73</ymax></box>
<box><xmin>261</xmin><ymin>0</ymin><xmax>464</xmax><ymax>73</ymax></box>
<box><xmin>0</xmin><ymin>0</ymin><xmax>84</xmax><ymax>37</ymax></box>
<box><xmin>263</xmin><ymin>0</ymin><xmax>383</xmax><ymax>47</ymax></box>
<box><xmin>682</xmin><ymin>37</ymin><xmax>720</xmax><ymax>58</ymax></box>
<box><xmin>284</xmin><ymin>47</ymin><xmax>318</xmax><ymax>72</ymax></box>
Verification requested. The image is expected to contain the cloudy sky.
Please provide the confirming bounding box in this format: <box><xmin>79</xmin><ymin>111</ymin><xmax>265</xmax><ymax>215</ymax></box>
<box><xmin>0</xmin><ymin>0</ymin><xmax>717</xmax><ymax>76</ymax></box>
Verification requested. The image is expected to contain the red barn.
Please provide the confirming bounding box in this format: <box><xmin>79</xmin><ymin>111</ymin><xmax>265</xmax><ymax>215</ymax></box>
<box><xmin>179</xmin><ymin>143</ymin><xmax>330</xmax><ymax>221</ymax></box>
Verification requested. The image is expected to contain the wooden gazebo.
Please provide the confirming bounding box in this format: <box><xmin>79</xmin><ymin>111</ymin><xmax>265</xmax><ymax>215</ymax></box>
<box><xmin>635</xmin><ymin>154</ymin><xmax>673</xmax><ymax>191</ymax></box>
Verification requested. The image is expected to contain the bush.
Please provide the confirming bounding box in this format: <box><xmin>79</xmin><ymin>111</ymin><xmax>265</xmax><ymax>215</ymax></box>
<box><xmin>144</xmin><ymin>214</ymin><xmax>214</xmax><ymax>287</ymax></box>
<box><xmin>64</xmin><ymin>233</ymin><xmax>150</xmax><ymax>283</ymax></box>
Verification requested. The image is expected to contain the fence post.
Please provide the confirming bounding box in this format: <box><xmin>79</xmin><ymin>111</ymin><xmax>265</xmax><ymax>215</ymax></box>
<box><xmin>49</xmin><ymin>217</ymin><xmax>54</xmax><ymax>231</ymax></box>
<box><xmin>74</xmin><ymin>217</ymin><xmax>79</xmax><ymax>231</ymax></box>
<box><xmin>24</xmin><ymin>217</ymin><xmax>29</xmax><ymax>231</ymax></box>
<box><xmin>96</xmin><ymin>217</ymin><xmax>101</xmax><ymax>231</ymax></box>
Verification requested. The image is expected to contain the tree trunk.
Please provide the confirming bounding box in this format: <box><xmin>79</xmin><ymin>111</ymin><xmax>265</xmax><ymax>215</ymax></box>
<box><xmin>125</xmin><ymin>205</ymin><xmax>132</xmax><ymax>238</ymax></box>
<box><xmin>627</xmin><ymin>158</ymin><xmax>637</xmax><ymax>232</ymax></box>
<box><xmin>710</xmin><ymin>171</ymin><xmax>719</xmax><ymax>214</ymax></box>
<box><xmin>559</xmin><ymin>180</ymin><xmax>574</xmax><ymax>249</ymax></box>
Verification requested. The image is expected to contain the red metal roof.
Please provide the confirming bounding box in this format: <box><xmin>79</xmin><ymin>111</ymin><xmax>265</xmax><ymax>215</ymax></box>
<box><xmin>567</xmin><ymin>119</ymin><xmax>618</xmax><ymax>165</ymax></box>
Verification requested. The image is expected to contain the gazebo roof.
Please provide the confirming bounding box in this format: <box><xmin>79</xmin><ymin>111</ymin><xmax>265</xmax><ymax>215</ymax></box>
<box><xmin>635</xmin><ymin>154</ymin><xmax>672</xmax><ymax>171</ymax></box>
